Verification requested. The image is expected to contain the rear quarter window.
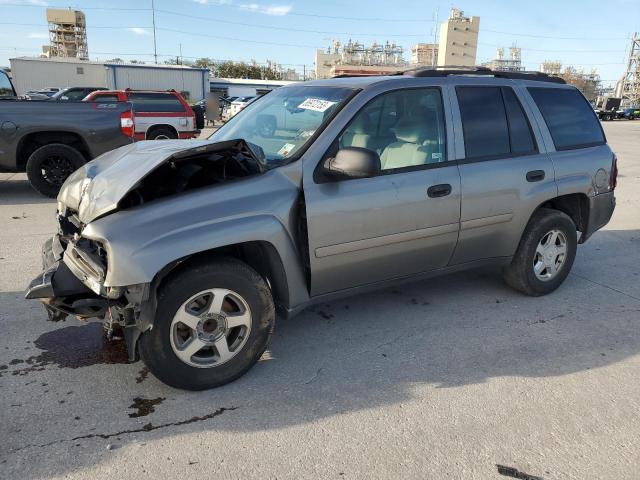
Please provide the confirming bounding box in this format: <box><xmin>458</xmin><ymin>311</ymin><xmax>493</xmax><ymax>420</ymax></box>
<box><xmin>528</xmin><ymin>87</ymin><xmax>605</xmax><ymax>150</ymax></box>
<box><xmin>127</xmin><ymin>93</ymin><xmax>185</xmax><ymax>113</ymax></box>
<box><xmin>90</xmin><ymin>94</ymin><xmax>119</xmax><ymax>103</ymax></box>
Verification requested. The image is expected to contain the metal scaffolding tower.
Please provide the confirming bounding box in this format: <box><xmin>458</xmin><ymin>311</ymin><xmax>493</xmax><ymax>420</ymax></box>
<box><xmin>46</xmin><ymin>8</ymin><xmax>89</xmax><ymax>60</ymax></box>
<box><xmin>621</xmin><ymin>33</ymin><xmax>639</xmax><ymax>106</ymax></box>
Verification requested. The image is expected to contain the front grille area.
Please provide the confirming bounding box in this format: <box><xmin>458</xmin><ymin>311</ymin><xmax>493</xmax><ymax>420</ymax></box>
<box><xmin>57</xmin><ymin>208</ymin><xmax>82</xmax><ymax>237</ymax></box>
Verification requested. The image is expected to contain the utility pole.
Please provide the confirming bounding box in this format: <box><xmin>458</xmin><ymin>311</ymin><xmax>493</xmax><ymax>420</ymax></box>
<box><xmin>151</xmin><ymin>0</ymin><xmax>158</xmax><ymax>64</ymax></box>
<box><xmin>431</xmin><ymin>7</ymin><xmax>439</xmax><ymax>67</ymax></box>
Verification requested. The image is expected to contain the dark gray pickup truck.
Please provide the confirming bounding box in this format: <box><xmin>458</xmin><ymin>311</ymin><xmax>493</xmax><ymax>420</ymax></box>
<box><xmin>0</xmin><ymin>69</ymin><xmax>134</xmax><ymax>197</ymax></box>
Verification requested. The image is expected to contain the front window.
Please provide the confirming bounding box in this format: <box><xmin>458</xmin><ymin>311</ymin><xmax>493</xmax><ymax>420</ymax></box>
<box><xmin>209</xmin><ymin>86</ymin><xmax>354</xmax><ymax>168</ymax></box>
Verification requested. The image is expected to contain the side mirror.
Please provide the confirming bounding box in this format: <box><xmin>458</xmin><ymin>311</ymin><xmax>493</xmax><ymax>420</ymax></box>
<box><xmin>323</xmin><ymin>147</ymin><xmax>381</xmax><ymax>179</ymax></box>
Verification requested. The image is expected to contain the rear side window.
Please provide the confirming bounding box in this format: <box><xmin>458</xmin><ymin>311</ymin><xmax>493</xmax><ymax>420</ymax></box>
<box><xmin>91</xmin><ymin>94</ymin><xmax>119</xmax><ymax>103</ymax></box>
<box><xmin>456</xmin><ymin>86</ymin><xmax>537</xmax><ymax>160</ymax></box>
<box><xmin>528</xmin><ymin>87</ymin><xmax>604</xmax><ymax>150</ymax></box>
<box><xmin>127</xmin><ymin>92</ymin><xmax>185</xmax><ymax>113</ymax></box>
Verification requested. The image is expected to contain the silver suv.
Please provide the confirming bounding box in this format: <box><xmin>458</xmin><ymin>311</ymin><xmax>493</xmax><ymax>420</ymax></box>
<box><xmin>26</xmin><ymin>68</ymin><xmax>617</xmax><ymax>390</ymax></box>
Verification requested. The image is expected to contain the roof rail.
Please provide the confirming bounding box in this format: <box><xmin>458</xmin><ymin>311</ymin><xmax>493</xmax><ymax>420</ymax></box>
<box><xmin>402</xmin><ymin>66</ymin><xmax>565</xmax><ymax>84</ymax></box>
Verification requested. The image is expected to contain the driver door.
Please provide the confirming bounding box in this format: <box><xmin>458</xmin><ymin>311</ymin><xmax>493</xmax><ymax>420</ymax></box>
<box><xmin>303</xmin><ymin>87</ymin><xmax>462</xmax><ymax>296</ymax></box>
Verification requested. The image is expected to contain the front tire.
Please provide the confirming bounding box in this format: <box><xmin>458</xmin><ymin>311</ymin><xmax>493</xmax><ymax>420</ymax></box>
<box><xmin>503</xmin><ymin>208</ymin><xmax>577</xmax><ymax>296</ymax></box>
<box><xmin>26</xmin><ymin>143</ymin><xmax>86</xmax><ymax>198</ymax></box>
<box><xmin>139</xmin><ymin>258</ymin><xmax>275</xmax><ymax>390</ymax></box>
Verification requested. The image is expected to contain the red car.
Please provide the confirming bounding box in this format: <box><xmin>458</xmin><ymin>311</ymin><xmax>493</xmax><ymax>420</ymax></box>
<box><xmin>83</xmin><ymin>89</ymin><xmax>199</xmax><ymax>141</ymax></box>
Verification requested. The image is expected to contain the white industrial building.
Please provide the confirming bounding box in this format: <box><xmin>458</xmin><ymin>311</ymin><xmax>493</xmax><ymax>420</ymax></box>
<box><xmin>9</xmin><ymin>57</ymin><xmax>209</xmax><ymax>101</ymax></box>
<box><xmin>209</xmin><ymin>77</ymin><xmax>297</xmax><ymax>98</ymax></box>
<box><xmin>437</xmin><ymin>8</ymin><xmax>480</xmax><ymax>67</ymax></box>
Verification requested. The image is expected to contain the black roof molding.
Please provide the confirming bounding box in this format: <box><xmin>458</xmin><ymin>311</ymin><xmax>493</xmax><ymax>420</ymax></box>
<box><xmin>402</xmin><ymin>65</ymin><xmax>566</xmax><ymax>84</ymax></box>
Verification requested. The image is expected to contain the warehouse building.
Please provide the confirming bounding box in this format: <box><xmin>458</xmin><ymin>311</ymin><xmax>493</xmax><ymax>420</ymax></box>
<box><xmin>9</xmin><ymin>57</ymin><xmax>209</xmax><ymax>101</ymax></box>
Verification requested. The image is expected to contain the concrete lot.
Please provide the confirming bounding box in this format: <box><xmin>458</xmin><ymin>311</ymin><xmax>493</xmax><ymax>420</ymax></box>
<box><xmin>1</xmin><ymin>121</ymin><xmax>639</xmax><ymax>479</ymax></box>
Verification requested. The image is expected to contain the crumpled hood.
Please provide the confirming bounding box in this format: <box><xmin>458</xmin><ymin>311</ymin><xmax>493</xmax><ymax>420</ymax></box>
<box><xmin>58</xmin><ymin>140</ymin><xmax>220</xmax><ymax>224</ymax></box>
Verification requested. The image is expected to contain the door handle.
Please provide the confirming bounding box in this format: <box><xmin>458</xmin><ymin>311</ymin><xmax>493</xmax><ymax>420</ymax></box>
<box><xmin>526</xmin><ymin>170</ymin><xmax>545</xmax><ymax>182</ymax></box>
<box><xmin>427</xmin><ymin>183</ymin><xmax>452</xmax><ymax>198</ymax></box>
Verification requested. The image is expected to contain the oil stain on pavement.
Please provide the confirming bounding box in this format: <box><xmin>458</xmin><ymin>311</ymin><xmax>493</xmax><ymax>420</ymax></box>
<box><xmin>128</xmin><ymin>397</ymin><xmax>165</xmax><ymax>418</ymax></box>
<box><xmin>2</xmin><ymin>323</ymin><xmax>129</xmax><ymax>377</ymax></box>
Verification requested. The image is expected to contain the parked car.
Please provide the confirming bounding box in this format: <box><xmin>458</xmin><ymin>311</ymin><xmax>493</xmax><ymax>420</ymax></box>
<box><xmin>26</xmin><ymin>69</ymin><xmax>617</xmax><ymax>390</ymax></box>
<box><xmin>50</xmin><ymin>86</ymin><xmax>107</xmax><ymax>101</ymax></box>
<box><xmin>223</xmin><ymin>96</ymin><xmax>256</xmax><ymax>121</ymax></box>
<box><xmin>0</xmin><ymin>69</ymin><xmax>135</xmax><ymax>197</ymax></box>
<box><xmin>621</xmin><ymin>107</ymin><xmax>640</xmax><ymax>120</ymax></box>
<box><xmin>83</xmin><ymin>89</ymin><xmax>199</xmax><ymax>140</ymax></box>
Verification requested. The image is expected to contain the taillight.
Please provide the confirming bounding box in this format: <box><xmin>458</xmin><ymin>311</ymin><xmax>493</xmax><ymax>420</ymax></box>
<box><xmin>609</xmin><ymin>154</ymin><xmax>618</xmax><ymax>191</ymax></box>
<box><xmin>120</xmin><ymin>110</ymin><xmax>135</xmax><ymax>138</ymax></box>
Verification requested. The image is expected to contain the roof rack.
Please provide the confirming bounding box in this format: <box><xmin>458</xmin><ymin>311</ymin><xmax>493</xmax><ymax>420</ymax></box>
<box><xmin>402</xmin><ymin>66</ymin><xmax>565</xmax><ymax>84</ymax></box>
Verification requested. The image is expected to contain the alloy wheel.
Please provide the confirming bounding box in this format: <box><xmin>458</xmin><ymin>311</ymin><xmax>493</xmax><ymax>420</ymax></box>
<box><xmin>533</xmin><ymin>229</ymin><xmax>568</xmax><ymax>281</ymax></box>
<box><xmin>170</xmin><ymin>288</ymin><xmax>252</xmax><ymax>368</ymax></box>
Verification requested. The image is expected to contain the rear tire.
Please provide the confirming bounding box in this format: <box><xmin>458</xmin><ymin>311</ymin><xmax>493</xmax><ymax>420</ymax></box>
<box><xmin>26</xmin><ymin>143</ymin><xmax>86</xmax><ymax>198</ymax></box>
<box><xmin>148</xmin><ymin>127</ymin><xmax>177</xmax><ymax>140</ymax></box>
<box><xmin>503</xmin><ymin>208</ymin><xmax>577</xmax><ymax>296</ymax></box>
<box><xmin>139</xmin><ymin>258</ymin><xmax>275</xmax><ymax>390</ymax></box>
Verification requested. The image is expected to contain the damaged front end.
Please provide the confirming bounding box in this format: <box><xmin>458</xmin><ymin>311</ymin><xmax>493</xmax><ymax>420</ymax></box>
<box><xmin>25</xmin><ymin>138</ymin><xmax>267</xmax><ymax>361</ymax></box>
<box><xmin>24</xmin><ymin>212</ymin><xmax>147</xmax><ymax>360</ymax></box>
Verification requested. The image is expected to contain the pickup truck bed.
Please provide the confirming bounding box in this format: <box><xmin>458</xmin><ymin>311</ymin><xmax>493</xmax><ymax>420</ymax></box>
<box><xmin>0</xmin><ymin>87</ymin><xmax>134</xmax><ymax>196</ymax></box>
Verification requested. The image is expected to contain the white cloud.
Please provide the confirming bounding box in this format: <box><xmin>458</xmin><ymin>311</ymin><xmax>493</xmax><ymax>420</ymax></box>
<box><xmin>240</xmin><ymin>3</ymin><xmax>292</xmax><ymax>15</ymax></box>
<box><xmin>193</xmin><ymin>0</ymin><xmax>232</xmax><ymax>4</ymax></box>
<box><xmin>0</xmin><ymin>0</ymin><xmax>49</xmax><ymax>5</ymax></box>
<box><xmin>128</xmin><ymin>27</ymin><xmax>151</xmax><ymax>36</ymax></box>
<box><xmin>27</xmin><ymin>32</ymin><xmax>48</xmax><ymax>39</ymax></box>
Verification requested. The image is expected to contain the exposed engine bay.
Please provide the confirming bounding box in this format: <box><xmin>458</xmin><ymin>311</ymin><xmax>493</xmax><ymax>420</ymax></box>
<box><xmin>119</xmin><ymin>139</ymin><xmax>266</xmax><ymax>209</ymax></box>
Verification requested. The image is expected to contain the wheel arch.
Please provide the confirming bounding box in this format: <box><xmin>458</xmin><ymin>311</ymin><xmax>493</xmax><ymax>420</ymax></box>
<box><xmin>145</xmin><ymin>124</ymin><xmax>178</xmax><ymax>139</ymax></box>
<box><xmin>16</xmin><ymin>131</ymin><xmax>90</xmax><ymax>170</ymax></box>
<box><xmin>156</xmin><ymin>241</ymin><xmax>290</xmax><ymax>316</ymax></box>
<box><xmin>537</xmin><ymin>192</ymin><xmax>590</xmax><ymax>240</ymax></box>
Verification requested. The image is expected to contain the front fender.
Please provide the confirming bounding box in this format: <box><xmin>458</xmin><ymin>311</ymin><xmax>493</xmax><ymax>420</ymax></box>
<box><xmin>84</xmin><ymin>212</ymin><xmax>307</xmax><ymax>302</ymax></box>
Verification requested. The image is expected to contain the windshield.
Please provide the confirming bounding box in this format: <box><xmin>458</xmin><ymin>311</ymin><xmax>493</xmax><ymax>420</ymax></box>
<box><xmin>209</xmin><ymin>85</ymin><xmax>354</xmax><ymax>167</ymax></box>
<box><xmin>0</xmin><ymin>70</ymin><xmax>15</xmax><ymax>97</ymax></box>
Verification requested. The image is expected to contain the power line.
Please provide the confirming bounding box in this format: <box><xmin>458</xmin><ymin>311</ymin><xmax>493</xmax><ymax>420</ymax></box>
<box><xmin>482</xmin><ymin>28</ymin><xmax>628</xmax><ymax>41</ymax></box>
<box><xmin>0</xmin><ymin>3</ymin><xmax>151</xmax><ymax>11</ymax></box>
<box><xmin>156</xmin><ymin>27</ymin><xmax>324</xmax><ymax>49</ymax></box>
<box><xmin>155</xmin><ymin>9</ymin><xmax>428</xmax><ymax>37</ymax></box>
<box><xmin>0</xmin><ymin>22</ymin><xmax>152</xmax><ymax>29</ymax></box>
<box><xmin>1</xmin><ymin>3</ymin><xmax>635</xmax><ymax>42</ymax></box>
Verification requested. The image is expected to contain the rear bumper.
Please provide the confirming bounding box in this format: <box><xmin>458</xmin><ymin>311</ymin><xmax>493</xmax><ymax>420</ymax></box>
<box><xmin>581</xmin><ymin>191</ymin><xmax>616</xmax><ymax>243</ymax></box>
<box><xmin>179</xmin><ymin>130</ymin><xmax>200</xmax><ymax>139</ymax></box>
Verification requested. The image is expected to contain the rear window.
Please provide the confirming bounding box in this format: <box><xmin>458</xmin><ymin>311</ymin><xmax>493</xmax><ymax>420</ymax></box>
<box><xmin>528</xmin><ymin>87</ymin><xmax>605</xmax><ymax>150</ymax></box>
<box><xmin>127</xmin><ymin>92</ymin><xmax>185</xmax><ymax>113</ymax></box>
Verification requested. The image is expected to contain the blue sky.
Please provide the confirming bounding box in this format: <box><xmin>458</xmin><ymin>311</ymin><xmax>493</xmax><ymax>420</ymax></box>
<box><xmin>0</xmin><ymin>0</ymin><xmax>638</xmax><ymax>86</ymax></box>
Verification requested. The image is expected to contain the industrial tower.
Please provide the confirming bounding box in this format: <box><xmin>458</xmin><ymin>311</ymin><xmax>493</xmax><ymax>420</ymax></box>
<box><xmin>45</xmin><ymin>8</ymin><xmax>89</xmax><ymax>60</ymax></box>
<box><xmin>620</xmin><ymin>33</ymin><xmax>639</xmax><ymax>106</ymax></box>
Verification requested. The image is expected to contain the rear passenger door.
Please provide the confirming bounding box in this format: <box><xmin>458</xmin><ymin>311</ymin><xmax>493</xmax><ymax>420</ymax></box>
<box><xmin>449</xmin><ymin>83</ymin><xmax>557</xmax><ymax>264</ymax></box>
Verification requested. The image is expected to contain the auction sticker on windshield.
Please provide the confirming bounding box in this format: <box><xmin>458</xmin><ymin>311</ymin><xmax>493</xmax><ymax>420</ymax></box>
<box><xmin>298</xmin><ymin>98</ymin><xmax>337</xmax><ymax>112</ymax></box>
<box><xmin>277</xmin><ymin>143</ymin><xmax>297</xmax><ymax>157</ymax></box>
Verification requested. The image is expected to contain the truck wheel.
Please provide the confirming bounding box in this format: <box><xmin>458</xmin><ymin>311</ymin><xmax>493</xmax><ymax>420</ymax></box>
<box><xmin>26</xmin><ymin>143</ymin><xmax>86</xmax><ymax>198</ymax></box>
<box><xmin>503</xmin><ymin>208</ymin><xmax>577</xmax><ymax>296</ymax></box>
<box><xmin>139</xmin><ymin>258</ymin><xmax>275</xmax><ymax>390</ymax></box>
<box><xmin>148</xmin><ymin>127</ymin><xmax>177</xmax><ymax>140</ymax></box>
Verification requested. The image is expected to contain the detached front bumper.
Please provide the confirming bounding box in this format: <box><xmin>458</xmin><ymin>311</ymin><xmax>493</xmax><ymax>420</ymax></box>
<box><xmin>25</xmin><ymin>235</ymin><xmax>109</xmax><ymax>320</ymax></box>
